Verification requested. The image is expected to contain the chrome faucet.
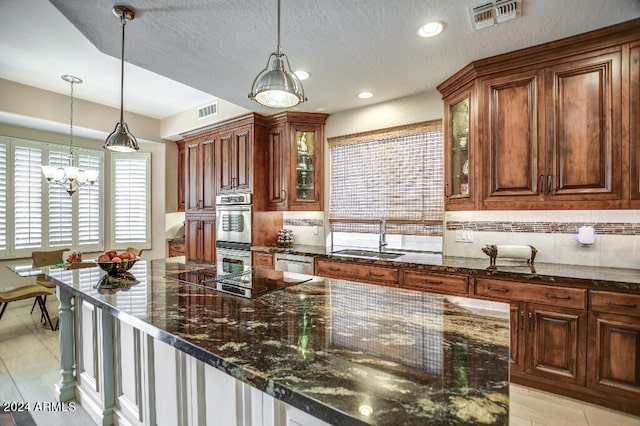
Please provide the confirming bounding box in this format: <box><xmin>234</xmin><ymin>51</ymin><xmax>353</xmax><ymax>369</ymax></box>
<box><xmin>379</xmin><ymin>219</ymin><xmax>387</xmax><ymax>252</ymax></box>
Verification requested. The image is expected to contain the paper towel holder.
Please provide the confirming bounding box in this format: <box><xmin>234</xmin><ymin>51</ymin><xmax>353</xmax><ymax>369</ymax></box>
<box><xmin>482</xmin><ymin>244</ymin><xmax>537</xmax><ymax>266</ymax></box>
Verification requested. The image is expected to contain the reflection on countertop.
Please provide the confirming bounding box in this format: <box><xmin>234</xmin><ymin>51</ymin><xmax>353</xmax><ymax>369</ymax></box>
<box><xmin>251</xmin><ymin>244</ymin><xmax>640</xmax><ymax>291</ymax></box>
<box><xmin>46</xmin><ymin>257</ymin><xmax>510</xmax><ymax>426</ymax></box>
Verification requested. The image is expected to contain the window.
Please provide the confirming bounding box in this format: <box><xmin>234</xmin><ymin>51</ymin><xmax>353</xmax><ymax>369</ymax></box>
<box><xmin>0</xmin><ymin>136</ymin><xmax>104</xmax><ymax>258</ymax></box>
<box><xmin>328</xmin><ymin>120</ymin><xmax>444</xmax><ymax>252</ymax></box>
<box><xmin>111</xmin><ymin>153</ymin><xmax>150</xmax><ymax>248</ymax></box>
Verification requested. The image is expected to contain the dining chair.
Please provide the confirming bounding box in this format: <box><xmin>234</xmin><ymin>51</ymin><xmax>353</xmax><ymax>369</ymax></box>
<box><xmin>0</xmin><ymin>285</ymin><xmax>56</xmax><ymax>330</ymax></box>
<box><xmin>30</xmin><ymin>248</ymin><xmax>70</xmax><ymax>315</ymax></box>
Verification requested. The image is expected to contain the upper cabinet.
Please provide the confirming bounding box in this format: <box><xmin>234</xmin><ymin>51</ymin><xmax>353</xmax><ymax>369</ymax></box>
<box><xmin>216</xmin><ymin>124</ymin><xmax>253</xmax><ymax>194</ymax></box>
<box><xmin>266</xmin><ymin>112</ymin><xmax>329</xmax><ymax>211</ymax></box>
<box><xmin>184</xmin><ymin>136</ymin><xmax>216</xmax><ymax>213</ymax></box>
<box><xmin>438</xmin><ymin>18</ymin><xmax>639</xmax><ymax>211</ymax></box>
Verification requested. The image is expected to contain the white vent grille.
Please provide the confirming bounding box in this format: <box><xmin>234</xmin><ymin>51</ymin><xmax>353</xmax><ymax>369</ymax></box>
<box><xmin>197</xmin><ymin>101</ymin><xmax>218</xmax><ymax>120</ymax></box>
<box><xmin>469</xmin><ymin>0</ymin><xmax>521</xmax><ymax>30</ymax></box>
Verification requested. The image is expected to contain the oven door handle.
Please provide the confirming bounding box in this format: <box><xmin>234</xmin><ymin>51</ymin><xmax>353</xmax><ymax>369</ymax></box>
<box><xmin>216</xmin><ymin>206</ymin><xmax>252</xmax><ymax>212</ymax></box>
<box><xmin>277</xmin><ymin>259</ymin><xmax>313</xmax><ymax>265</ymax></box>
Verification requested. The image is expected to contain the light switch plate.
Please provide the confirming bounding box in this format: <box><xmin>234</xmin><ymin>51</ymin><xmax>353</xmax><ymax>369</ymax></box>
<box><xmin>455</xmin><ymin>230</ymin><xmax>474</xmax><ymax>243</ymax></box>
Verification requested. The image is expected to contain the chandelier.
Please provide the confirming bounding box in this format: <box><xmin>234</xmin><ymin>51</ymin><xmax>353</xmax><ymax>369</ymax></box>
<box><xmin>41</xmin><ymin>75</ymin><xmax>99</xmax><ymax>196</ymax></box>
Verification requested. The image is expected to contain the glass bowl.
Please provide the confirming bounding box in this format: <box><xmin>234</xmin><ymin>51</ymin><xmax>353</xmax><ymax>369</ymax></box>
<box><xmin>96</xmin><ymin>259</ymin><xmax>137</xmax><ymax>275</ymax></box>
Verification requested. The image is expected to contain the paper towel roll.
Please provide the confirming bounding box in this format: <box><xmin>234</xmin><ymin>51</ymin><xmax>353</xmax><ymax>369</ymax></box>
<box><xmin>496</xmin><ymin>245</ymin><xmax>534</xmax><ymax>259</ymax></box>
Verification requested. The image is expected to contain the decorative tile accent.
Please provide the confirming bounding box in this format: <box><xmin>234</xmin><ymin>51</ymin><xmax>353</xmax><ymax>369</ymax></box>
<box><xmin>283</xmin><ymin>218</ymin><xmax>324</xmax><ymax>227</ymax></box>
<box><xmin>446</xmin><ymin>221</ymin><xmax>640</xmax><ymax>236</ymax></box>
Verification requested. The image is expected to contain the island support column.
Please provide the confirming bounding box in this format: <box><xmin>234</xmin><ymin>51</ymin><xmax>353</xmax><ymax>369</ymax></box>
<box><xmin>55</xmin><ymin>287</ymin><xmax>76</xmax><ymax>402</ymax></box>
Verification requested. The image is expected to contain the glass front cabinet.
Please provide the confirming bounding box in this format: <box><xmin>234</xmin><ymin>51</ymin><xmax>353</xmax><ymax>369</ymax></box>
<box><xmin>266</xmin><ymin>112</ymin><xmax>328</xmax><ymax>211</ymax></box>
<box><xmin>444</xmin><ymin>86</ymin><xmax>475</xmax><ymax>210</ymax></box>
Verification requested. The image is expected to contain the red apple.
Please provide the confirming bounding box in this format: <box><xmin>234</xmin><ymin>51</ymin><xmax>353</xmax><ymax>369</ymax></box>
<box><xmin>119</xmin><ymin>252</ymin><xmax>131</xmax><ymax>260</ymax></box>
<box><xmin>111</xmin><ymin>257</ymin><xmax>122</xmax><ymax>262</ymax></box>
<box><xmin>105</xmin><ymin>250</ymin><xmax>117</xmax><ymax>259</ymax></box>
<box><xmin>97</xmin><ymin>254</ymin><xmax>110</xmax><ymax>262</ymax></box>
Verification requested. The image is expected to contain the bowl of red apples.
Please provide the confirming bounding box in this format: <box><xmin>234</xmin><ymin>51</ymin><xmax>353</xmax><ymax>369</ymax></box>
<box><xmin>96</xmin><ymin>250</ymin><xmax>138</xmax><ymax>275</ymax></box>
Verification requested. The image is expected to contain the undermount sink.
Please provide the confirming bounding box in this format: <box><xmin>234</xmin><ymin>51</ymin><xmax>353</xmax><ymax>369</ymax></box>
<box><xmin>331</xmin><ymin>249</ymin><xmax>403</xmax><ymax>259</ymax></box>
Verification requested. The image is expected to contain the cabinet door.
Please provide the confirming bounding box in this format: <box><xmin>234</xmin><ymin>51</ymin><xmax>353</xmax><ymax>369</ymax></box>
<box><xmin>177</xmin><ymin>142</ymin><xmax>185</xmax><ymax>212</ymax></box>
<box><xmin>289</xmin><ymin>124</ymin><xmax>323</xmax><ymax>210</ymax></box>
<box><xmin>267</xmin><ymin>125</ymin><xmax>287</xmax><ymax>208</ymax></box>
<box><xmin>444</xmin><ymin>86</ymin><xmax>475</xmax><ymax>210</ymax></box>
<box><xmin>631</xmin><ymin>43</ymin><xmax>640</xmax><ymax>204</ymax></box>
<box><xmin>185</xmin><ymin>218</ymin><xmax>200</xmax><ymax>258</ymax></box>
<box><xmin>482</xmin><ymin>71</ymin><xmax>545</xmax><ymax>207</ymax></box>
<box><xmin>234</xmin><ymin>126</ymin><xmax>252</xmax><ymax>192</ymax></box>
<box><xmin>526</xmin><ymin>303</ymin><xmax>587</xmax><ymax>385</ymax></box>
<box><xmin>185</xmin><ymin>142</ymin><xmax>201</xmax><ymax>212</ymax></box>
<box><xmin>587</xmin><ymin>311</ymin><xmax>640</xmax><ymax>397</ymax></box>
<box><xmin>544</xmin><ymin>51</ymin><xmax>622</xmax><ymax>204</ymax></box>
<box><xmin>201</xmin><ymin>139</ymin><xmax>216</xmax><ymax>210</ymax></box>
<box><xmin>510</xmin><ymin>302</ymin><xmax>526</xmax><ymax>372</ymax></box>
<box><xmin>217</xmin><ymin>132</ymin><xmax>234</xmax><ymax>193</ymax></box>
<box><xmin>201</xmin><ymin>218</ymin><xmax>216</xmax><ymax>261</ymax></box>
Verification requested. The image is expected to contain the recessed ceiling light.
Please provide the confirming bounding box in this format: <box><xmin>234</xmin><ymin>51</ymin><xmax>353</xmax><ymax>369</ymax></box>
<box><xmin>294</xmin><ymin>70</ymin><xmax>310</xmax><ymax>80</ymax></box>
<box><xmin>358</xmin><ymin>91</ymin><xmax>373</xmax><ymax>99</ymax></box>
<box><xmin>417</xmin><ymin>21</ymin><xmax>444</xmax><ymax>38</ymax></box>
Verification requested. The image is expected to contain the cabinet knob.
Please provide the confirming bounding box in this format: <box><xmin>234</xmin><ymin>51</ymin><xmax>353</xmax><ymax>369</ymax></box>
<box><xmin>281</xmin><ymin>189</ymin><xmax>287</xmax><ymax>201</ymax></box>
<box><xmin>547</xmin><ymin>175</ymin><xmax>555</xmax><ymax>195</ymax></box>
<box><xmin>539</xmin><ymin>175</ymin><xmax>545</xmax><ymax>194</ymax></box>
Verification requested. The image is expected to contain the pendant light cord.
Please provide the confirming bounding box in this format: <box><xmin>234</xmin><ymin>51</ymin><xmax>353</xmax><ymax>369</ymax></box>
<box><xmin>276</xmin><ymin>0</ymin><xmax>281</xmax><ymax>55</ymax></box>
<box><xmin>69</xmin><ymin>80</ymin><xmax>74</xmax><ymax>152</ymax></box>
<box><xmin>119</xmin><ymin>11</ymin><xmax>126</xmax><ymax>124</ymax></box>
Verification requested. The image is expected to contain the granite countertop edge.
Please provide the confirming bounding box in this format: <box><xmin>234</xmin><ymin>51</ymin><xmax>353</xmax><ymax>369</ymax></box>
<box><xmin>251</xmin><ymin>245</ymin><xmax>640</xmax><ymax>291</ymax></box>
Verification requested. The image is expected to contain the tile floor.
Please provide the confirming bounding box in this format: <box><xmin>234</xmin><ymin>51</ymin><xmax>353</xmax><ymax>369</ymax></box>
<box><xmin>1</xmin><ymin>298</ymin><xmax>639</xmax><ymax>426</ymax></box>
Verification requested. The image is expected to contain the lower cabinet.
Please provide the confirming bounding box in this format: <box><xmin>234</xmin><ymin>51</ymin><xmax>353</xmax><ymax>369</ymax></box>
<box><xmin>402</xmin><ymin>269</ymin><xmax>469</xmax><ymax>295</ymax></box>
<box><xmin>587</xmin><ymin>291</ymin><xmax>640</xmax><ymax>398</ymax></box>
<box><xmin>253</xmin><ymin>252</ymin><xmax>274</xmax><ymax>269</ymax></box>
<box><xmin>185</xmin><ymin>215</ymin><xmax>215</xmax><ymax>261</ymax></box>
<box><xmin>315</xmin><ymin>258</ymin><xmax>399</xmax><ymax>286</ymax></box>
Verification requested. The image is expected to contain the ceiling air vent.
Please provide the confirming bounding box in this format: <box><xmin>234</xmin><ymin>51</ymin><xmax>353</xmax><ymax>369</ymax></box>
<box><xmin>197</xmin><ymin>101</ymin><xmax>218</xmax><ymax>120</ymax></box>
<box><xmin>469</xmin><ymin>0</ymin><xmax>521</xmax><ymax>30</ymax></box>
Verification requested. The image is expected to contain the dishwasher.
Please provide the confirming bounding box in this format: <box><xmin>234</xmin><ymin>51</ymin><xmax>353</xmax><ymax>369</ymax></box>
<box><xmin>274</xmin><ymin>253</ymin><xmax>315</xmax><ymax>275</ymax></box>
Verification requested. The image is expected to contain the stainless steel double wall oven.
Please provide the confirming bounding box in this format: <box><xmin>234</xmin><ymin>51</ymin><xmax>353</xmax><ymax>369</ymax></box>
<box><xmin>215</xmin><ymin>193</ymin><xmax>252</xmax><ymax>273</ymax></box>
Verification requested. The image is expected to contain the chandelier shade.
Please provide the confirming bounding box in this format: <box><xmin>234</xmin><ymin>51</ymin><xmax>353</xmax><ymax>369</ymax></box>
<box><xmin>104</xmin><ymin>5</ymin><xmax>139</xmax><ymax>152</ymax></box>
<box><xmin>248</xmin><ymin>0</ymin><xmax>306</xmax><ymax>108</ymax></box>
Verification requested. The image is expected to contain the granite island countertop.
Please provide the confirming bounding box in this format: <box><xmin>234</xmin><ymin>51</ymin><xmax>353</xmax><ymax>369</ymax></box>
<box><xmin>46</xmin><ymin>258</ymin><xmax>510</xmax><ymax>426</ymax></box>
<box><xmin>252</xmin><ymin>245</ymin><xmax>640</xmax><ymax>292</ymax></box>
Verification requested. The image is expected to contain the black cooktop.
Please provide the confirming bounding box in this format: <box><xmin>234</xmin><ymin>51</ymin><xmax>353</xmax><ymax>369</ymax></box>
<box><xmin>164</xmin><ymin>267</ymin><xmax>312</xmax><ymax>298</ymax></box>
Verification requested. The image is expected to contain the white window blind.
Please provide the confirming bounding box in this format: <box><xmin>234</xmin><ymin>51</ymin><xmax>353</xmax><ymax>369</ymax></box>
<box><xmin>48</xmin><ymin>151</ymin><xmax>73</xmax><ymax>247</ymax></box>
<box><xmin>14</xmin><ymin>146</ymin><xmax>42</xmax><ymax>249</ymax></box>
<box><xmin>0</xmin><ymin>143</ymin><xmax>6</xmax><ymax>252</ymax></box>
<box><xmin>112</xmin><ymin>154</ymin><xmax>150</xmax><ymax>245</ymax></box>
<box><xmin>328</xmin><ymin>121</ymin><xmax>444</xmax><ymax>236</ymax></box>
<box><xmin>77</xmin><ymin>154</ymin><xmax>102</xmax><ymax>247</ymax></box>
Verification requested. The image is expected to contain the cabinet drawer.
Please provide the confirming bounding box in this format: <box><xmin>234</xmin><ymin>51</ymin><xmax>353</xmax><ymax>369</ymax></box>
<box><xmin>168</xmin><ymin>241</ymin><xmax>185</xmax><ymax>257</ymax></box>
<box><xmin>590</xmin><ymin>291</ymin><xmax>640</xmax><ymax>317</ymax></box>
<box><xmin>475</xmin><ymin>278</ymin><xmax>586</xmax><ymax>309</ymax></box>
<box><xmin>403</xmin><ymin>270</ymin><xmax>469</xmax><ymax>295</ymax></box>
<box><xmin>253</xmin><ymin>252</ymin><xmax>274</xmax><ymax>269</ymax></box>
<box><xmin>316</xmin><ymin>259</ymin><xmax>399</xmax><ymax>285</ymax></box>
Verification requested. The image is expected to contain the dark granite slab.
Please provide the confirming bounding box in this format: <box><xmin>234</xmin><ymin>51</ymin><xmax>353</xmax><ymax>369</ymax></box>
<box><xmin>252</xmin><ymin>245</ymin><xmax>640</xmax><ymax>292</ymax></box>
<box><xmin>46</xmin><ymin>258</ymin><xmax>510</xmax><ymax>426</ymax></box>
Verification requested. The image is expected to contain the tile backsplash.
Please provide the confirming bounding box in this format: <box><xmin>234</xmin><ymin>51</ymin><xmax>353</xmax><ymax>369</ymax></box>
<box><xmin>282</xmin><ymin>211</ymin><xmax>325</xmax><ymax>246</ymax></box>
<box><xmin>444</xmin><ymin>210</ymin><xmax>640</xmax><ymax>269</ymax></box>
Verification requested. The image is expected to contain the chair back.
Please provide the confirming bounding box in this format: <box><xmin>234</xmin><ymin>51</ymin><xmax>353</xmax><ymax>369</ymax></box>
<box><xmin>32</xmin><ymin>248</ymin><xmax>70</xmax><ymax>267</ymax></box>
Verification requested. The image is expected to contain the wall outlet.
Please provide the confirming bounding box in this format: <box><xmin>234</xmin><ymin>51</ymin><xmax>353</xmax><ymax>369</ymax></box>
<box><xmin>455</xmin><ymin>230</ymin><xmax>474</xmax><ymax>243</ymax></box>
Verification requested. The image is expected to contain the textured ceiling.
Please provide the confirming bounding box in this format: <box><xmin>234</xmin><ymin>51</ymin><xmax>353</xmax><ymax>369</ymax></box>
<box><xmin>2</xmin><ymin>0</ymin><xmax>640</xmax><ymax>120</ymax></box>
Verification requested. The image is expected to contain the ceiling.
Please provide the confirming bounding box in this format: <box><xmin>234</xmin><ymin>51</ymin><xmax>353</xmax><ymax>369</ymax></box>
<box><xmin>1</xmin><ymin>0</ymin><xmax>639</xmax><ymax>122</ymax></box>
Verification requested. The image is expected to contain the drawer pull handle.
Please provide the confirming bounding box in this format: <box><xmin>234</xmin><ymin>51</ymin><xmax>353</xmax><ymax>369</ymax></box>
<box><xmin>370</xmin><ymin>272</ymin><xmax>385</xmax><ymax>277</ymax></box>
<box><xmin>545</xmin><ymin>293</ymin><xmax>570</xmax><ymax>300</ymax></box>
<box><xmin>422</xmin><ymin>279</ymin><xmax>444</xmax><ymax>285</ymax></box>
<box><xmin>327</xmin><ymin>267</ymin><xmax>341</xmax><ymax>272</ymax></box>
<box><xmin>606</xmin><ymin>300</ymin><xmax>638</xmax><ymax>309</ymax></box>
<box><xmin>520</xmin><ymin>311</ymin><xmax>525</xmax><ymax>330</ymax></box>
<box><xmin>488</xmin><ymin>287</ymin><xmax>509</xmax><ymax>293</ymax></box>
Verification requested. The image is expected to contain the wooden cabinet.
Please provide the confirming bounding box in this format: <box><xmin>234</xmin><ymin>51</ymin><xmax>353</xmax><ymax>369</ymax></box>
<box><xmin>184</xmin><ymin>137</ymin><xmax>216</xmax><ymax>213</ymax></box>
<box><xmin>176</xmin><ymin>141</ymin><xmax>185</xmax><ymax>212</ymax></box>
<box><xmin>266</xmin><ymin>112</ymin><xmax>329</xmax><ymax>211</ymax></box>
<box><xmin>168</xmin><ymin>240</ymin><xmax>185</xmax><ymax>257</ymax></box>
<box><xmin>444</xmin><ymin>85</ymin><xmax>476</xmax><ymax>210</ymax></box>
<box><xmin>587</xmin><ymin>290</ymin><xmax>640</xmax><ymax>399</ymax></box>
<box><xmin>402</xmin><ymin>269</ymin><xmax>469</xmax><ymax>295</ymax></box>
<box><xmin>253</xmin><ymin>252</ymin><xmax>274</xmax><ymax>269</ymax></box>
<box><xmin>475</xmin><ymin>278</ymin><xmax>587</xmax><ymax>385</ymax></box>
<box><xmin>315</xmin><ymin>259</ymin><xmax>399</xmax><ymax>286</ymax></box>
<box><xmin>438</xmin><ymin>20</ymin><xmax>639</xmax><ymax>210</ymax></box>
<box><xmin>185</xmin><ymin>215</ymin><xmax>215</xmax><ymax>261</ymax></box>
<box><xmin>216</xmin><ymin>124</ymin><xmax>252</xmax><ymax>194</ymax></box>
<box><xmin>631</xmin><ymin>42</ymin><xmax>640</xmax><ymax>206</ymax></box>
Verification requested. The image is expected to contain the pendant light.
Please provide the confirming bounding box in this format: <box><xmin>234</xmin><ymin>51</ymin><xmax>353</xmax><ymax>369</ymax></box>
<box><xmin>248</xmin><ymin>0</ymin><xmax>306</xmax><ymax>108</ymax></box>
<box><xmin>41</xmin><ymin>75</ymin><xmax>99</xmax><ymax>196</ymax></box>
<box><xmin>104</xmin><ymin>5</ymin><xmax>139</xmax><ymax>152</ymax></box>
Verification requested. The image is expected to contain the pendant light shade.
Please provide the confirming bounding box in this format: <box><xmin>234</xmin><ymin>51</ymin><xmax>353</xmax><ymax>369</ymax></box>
<box><xmin>248</xmin><ymin>0</ymin><xmax>306</xmax><ymax>108</ymax></box>
<box><xmin>105</xmin><ymin>5</ymin><xmax>139</xmax><ymax>152</ymax></box>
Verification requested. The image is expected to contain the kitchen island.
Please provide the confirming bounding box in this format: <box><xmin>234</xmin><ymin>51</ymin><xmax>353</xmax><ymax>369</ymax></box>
<box><xmin>46</xmin><ymin>257</ymin><xmax>510</xmax><ymax>426</ymax></box>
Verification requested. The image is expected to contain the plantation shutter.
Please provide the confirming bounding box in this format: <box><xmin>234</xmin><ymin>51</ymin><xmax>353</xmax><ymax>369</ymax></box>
<box><xmin>47</xmin><ymin>151</ymin><xmax>73</xmax><ymax>247</ymax></box>
<box><xmin>14</xmin><ymin>146</ymin><xmax>42</xmax><ymax>249</ymax></box>
<box><xmin>77</xmin><ymin>154</ymin><xmax>102</xmax><ymax>247</ymax></box>
<box><xmin>328</xmin><ymin>120</ymin><xmax>444</xmax><ymax>236</ymax></box>
<box><xmin>113</xmin><ymin>154</ymin><xmax>149</xmax><ymax>244</ymax></box>
<box><xmin>0</xmin><ymin>143</ymin><xmax>6</xmax><ymax>252</ymax></box>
